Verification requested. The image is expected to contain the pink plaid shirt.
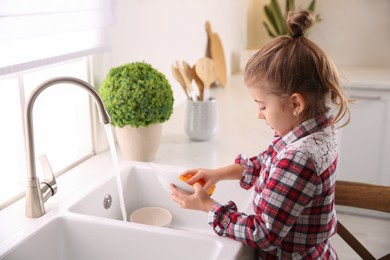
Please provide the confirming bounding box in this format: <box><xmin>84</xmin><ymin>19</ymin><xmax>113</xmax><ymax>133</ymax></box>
<box><xmin>208</xmin><ymin>113</ymin><xmax>338</xmax><ymax>259</ymax></box>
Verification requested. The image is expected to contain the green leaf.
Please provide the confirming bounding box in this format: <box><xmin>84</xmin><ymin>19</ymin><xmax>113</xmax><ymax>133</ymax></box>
<box><xmin>98</xmin><ymin>62</ymin><xmax>174</xmax><ymax>128</ymax></box>
<box><xmin>308</xmin><ymin>0</ymin><xmax>317</xmax><ymax>12</ymax></box>
<box><xmin>270</xmin><ymin>0</ymin><xmax>287</xmax><ymax>35</ymax></box>
<box><xmin>261</xmin><ymin>0</ymin><xmax>321</xmax><ymax>37</ymax></box>
<box><xmin>263</xmin><ymin>5</ymin><xmax>279</xmax><ymax>35</ymax></box>
<box><xmin>262</xmin><ymin>21</ymin><xmax>278</xmax><ymax>38</ymax></box>
<box><xmin>315</xmin><ymin>14</ymin><xmax>322</xmax><ymax>23</ymax></box>
<box><xmin>286</xmin><ymin>0</ymin><xmax>295</xmax><ymax>13</ymax></box>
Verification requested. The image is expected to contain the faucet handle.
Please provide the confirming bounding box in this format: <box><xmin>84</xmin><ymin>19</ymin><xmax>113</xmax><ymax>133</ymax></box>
<box><xmin>39</xmin><ymin>154</ymin><xmax>57</xmax><ymax>201</ymax></box>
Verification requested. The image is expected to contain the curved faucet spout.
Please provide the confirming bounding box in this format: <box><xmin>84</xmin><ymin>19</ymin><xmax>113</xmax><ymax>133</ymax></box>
<box><xmin>24</xmin><ymin>77</ymin><xmax>110</xmax><ymax>218</ymax></box>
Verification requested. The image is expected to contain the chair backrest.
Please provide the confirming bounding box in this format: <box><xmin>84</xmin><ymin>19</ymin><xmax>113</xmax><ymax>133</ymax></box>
<box><xmin>335</xmin><ymin>180</ymin><xmax>390</xmax><ymax>260</ymax></box>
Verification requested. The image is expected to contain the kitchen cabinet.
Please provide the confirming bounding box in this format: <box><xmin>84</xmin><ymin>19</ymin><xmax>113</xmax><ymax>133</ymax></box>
<box><xmin>337</xmin><ymin>87</ymin><xmax>390</xmax><ymax>185</ymax></box>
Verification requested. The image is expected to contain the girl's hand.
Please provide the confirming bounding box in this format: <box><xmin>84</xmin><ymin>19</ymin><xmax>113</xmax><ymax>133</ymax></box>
<box><xmin>181</xmin><ymin>164</ymin><xmax>244</xmax><ymax>191</ymax></box>
<box><xmin>170</xmin><ymin>183</ymin><xmax>216</xmax><ymax>212</ymax></box>
<box><xmin>180</xmin><ymin>168</ymin><xmax>219</xmax><ymax>192</ymax></box>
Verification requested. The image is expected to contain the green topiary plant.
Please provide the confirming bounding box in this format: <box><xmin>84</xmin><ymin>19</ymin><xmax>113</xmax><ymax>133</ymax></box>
<box><xmin>262</xmin><ymin>0</ymin><xmax>321</xmax><ymax>38</ymax></box>
<box><xmin>99</xmin><ymin>61</ymin><xmax>174</xmax><ymax>128</ymax></box>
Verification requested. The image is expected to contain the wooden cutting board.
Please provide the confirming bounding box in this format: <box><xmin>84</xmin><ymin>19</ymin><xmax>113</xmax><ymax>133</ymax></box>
<box><xmin>205</xmin><ymin>21</ymin><xmax>227</xmax><ymax>87</ymax></box>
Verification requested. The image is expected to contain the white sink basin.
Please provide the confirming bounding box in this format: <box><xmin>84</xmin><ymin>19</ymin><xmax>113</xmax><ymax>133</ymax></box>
<box><xmin>68</xmin><ymin>162</ymin><xmax>253</xmax><ymax>232</ymax></box>
<box><xmin>2</xmin><ymin>214</ymin><xmax>223</xmax><ymax>260</ymax></box>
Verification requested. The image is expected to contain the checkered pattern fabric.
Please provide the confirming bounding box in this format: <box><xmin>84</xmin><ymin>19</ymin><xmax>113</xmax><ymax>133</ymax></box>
<box><xmin>208</xmin><ymin>113</ymin><xmax>338</xmax><ymax>259</ymax></box>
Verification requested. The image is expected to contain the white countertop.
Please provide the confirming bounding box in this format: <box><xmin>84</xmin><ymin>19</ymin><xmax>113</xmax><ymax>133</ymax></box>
<box><xmin>154</xmin><ymin>74</ymin><xmax>274</xmax><ymax>168</ymax></box>
<box><xmin>339</xmin><ymin>66</ymin><xmax>390</xmax><ymax>91</ymax></box>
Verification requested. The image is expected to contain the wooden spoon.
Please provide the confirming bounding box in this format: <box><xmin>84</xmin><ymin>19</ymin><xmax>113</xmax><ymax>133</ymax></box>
<box><xmin>182</xmin><ymin>61</ymin><xmax>203</xmax><ymax>101</ymax></box>
<box><xmin>182</xmin><ymin>61</ymin><xmax>194</xmax><ymax>86</ymax></box>
<box><xmin>191</xmin><ymin>65</ymin><xmax>204</xmax><ymax>101</ymax></box>
<box><xmin>171</xmin><ymin>64</ymin><xmax>189</xmax><ymax>99</ymax></box>
<box><xmin>195</xmin><ymin>57</ymin><xmax>218</xmax><ymax>100</ymax></box>
<box><xmin>176</xmin><ymin>60</ymin><xmax>197</xmax><ymax>101</ymax></box>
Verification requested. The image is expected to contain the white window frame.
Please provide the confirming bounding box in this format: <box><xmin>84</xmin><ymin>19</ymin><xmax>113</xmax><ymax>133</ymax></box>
<box><xmin>0</xmin><ymin>57</ymin><xmax>101</xmax><ymax>209</ymax></box>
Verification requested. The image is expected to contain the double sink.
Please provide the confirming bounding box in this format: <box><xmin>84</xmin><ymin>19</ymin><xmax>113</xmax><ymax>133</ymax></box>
<box><xmin>1</xmin><ymin>162</ymin><xmax>255</xmax><ymax>260</ymax></box>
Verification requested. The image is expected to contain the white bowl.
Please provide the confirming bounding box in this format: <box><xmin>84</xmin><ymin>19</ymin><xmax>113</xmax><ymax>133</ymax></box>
<box><xmin>151</xmin><ymin>163</ymin><xmax>194</xmax><ymax>194</ymax></box>
<box><xmin>130</xmin><ymin>207</ymin><xmax>172</xmax><ymax>227</ymax></box>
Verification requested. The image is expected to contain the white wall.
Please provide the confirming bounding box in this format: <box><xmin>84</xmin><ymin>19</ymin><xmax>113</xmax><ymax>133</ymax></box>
<box><xmin>105</xmin><ymin>0</ymin><xmax>248</xmax><ymax>106</ymax></box>
<box><xmin>92</xmin><ymin>0</ymin><xmax>389</xmax><ymax>152</ymax></box>
<box><xmin>96</xmin><ymin>0</ymin><xmax>390</xmax><ymax>105</ymax></box>
<box><xmin>91</xmin><ymin>0</ymin><xmax>248</xmax><ymax>152</ymax></box>
<box><xmin>246</xmin><ymin>0</ymin><xmax>390</xmax><ymax>68</ymax></box>
<box><xmin>311</xmin><ymin>0</ymin><xmax>390</xmax><ymax>67</ymax></box>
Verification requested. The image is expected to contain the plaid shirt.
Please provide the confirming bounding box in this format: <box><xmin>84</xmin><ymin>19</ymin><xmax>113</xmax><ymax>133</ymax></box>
<box><xmin>208</xmin><ymin>113</ymin><xmax>338</xmax><ymax>259</ymax></box>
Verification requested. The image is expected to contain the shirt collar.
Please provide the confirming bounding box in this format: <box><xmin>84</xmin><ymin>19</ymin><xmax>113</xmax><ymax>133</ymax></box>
<box><xmin>272</xmin><ymin>112</ymin><xmax>334</xmax><ymax>153</ymax></box>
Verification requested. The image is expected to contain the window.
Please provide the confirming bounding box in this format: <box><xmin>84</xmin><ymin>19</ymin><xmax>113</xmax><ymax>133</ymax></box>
<box><xmin>0</xmin><ymin>58</ymin><xmax>95</xmax><ymax>209</ymax></box>
<box><xmin>0</xmin><ymin>77</ymin><xmax>25</xmax><ymax>207</ymax></box>
<box><xmin>0</xmin><ymin>0</ymin><xmax>116</xmax><ymax>76</ymax></box>
<box><xmin>0</xmin><ymin>0</ymin><xmax>116</xmax><ymax>209</ymax></box>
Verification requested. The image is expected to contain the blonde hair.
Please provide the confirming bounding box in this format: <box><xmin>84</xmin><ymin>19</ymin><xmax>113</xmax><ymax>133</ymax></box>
<box><xmin>245</xmin><ymin>10</ymin><xmax>350</xmax><ymax>127</ymax></box>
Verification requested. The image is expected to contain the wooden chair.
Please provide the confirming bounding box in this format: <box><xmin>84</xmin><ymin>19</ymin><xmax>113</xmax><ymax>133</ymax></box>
<box><xmin>335</xmin><ymin>180</ymin><xmax>390</xmax><ymax>260</ymax></box>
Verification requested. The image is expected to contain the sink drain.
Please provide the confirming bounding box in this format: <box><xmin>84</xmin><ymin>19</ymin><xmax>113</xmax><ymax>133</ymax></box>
<box><xmin>103</xmin><ymin>194</ymin><xmax>112</xmax><ymax>209</ymax></box>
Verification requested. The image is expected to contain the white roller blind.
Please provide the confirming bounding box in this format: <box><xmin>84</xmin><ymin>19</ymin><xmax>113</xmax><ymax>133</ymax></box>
<box><xmin>0</xmin><ymin>0</ymin><xmax>117</xmax><ymax>75</ymax></box>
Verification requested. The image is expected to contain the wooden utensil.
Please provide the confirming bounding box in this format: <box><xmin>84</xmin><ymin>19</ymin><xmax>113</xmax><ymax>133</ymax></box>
<box><xmin>191</xmin><ymin>65</ymin><xmax>204</xmax><ymax>101</ymax></box>
<box><xmin>171</xmin><ymin>64</ymin><xmax>189</xmax><ymax>99</ymax></box>
<box><xmin>182</xmin><ymin>61</ymin><xmax>203</xmax><ymax>101</ymax></box>
<box><xmin>205</xmin><ymin>21</ymin><xmax>227</xmax><ymax>87</ymax></box>
<box><xmin>182</xmin><ymin>61</ymin><xmax>194</xmax><ymax>86</ymax></box>
<box><xmin>176</xmin><ymin>60</ymin><xmax>197</xmax><ymax>101</ymax></box>
<box><xmin>195</xmin><ymin>57</ymin><xmax>218</xmax><ymax>101</ymax></box>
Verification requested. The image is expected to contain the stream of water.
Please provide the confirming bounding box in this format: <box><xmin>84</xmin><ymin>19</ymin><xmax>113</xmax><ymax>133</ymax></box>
<box><xmin>104</xmin><ymin>124</ymin><xmax>127</xmax><ymax>221</ymax></box>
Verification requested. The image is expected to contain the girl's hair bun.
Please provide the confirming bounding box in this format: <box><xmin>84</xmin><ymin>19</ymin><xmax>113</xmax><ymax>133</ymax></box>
<box><xmin>287</xmin><ymin>10</ymin><xmax>315</xmax><ymax>38</ymax></box>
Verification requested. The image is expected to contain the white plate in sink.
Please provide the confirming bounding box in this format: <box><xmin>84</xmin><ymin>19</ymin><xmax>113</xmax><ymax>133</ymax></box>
<box><xmin>151</xmin><ymin>163</ymin><xmax>194</xmax><ymax>194</ymax></box>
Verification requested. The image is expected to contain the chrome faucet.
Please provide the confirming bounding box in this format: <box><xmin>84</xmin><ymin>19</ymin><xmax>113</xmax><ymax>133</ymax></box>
<box><xmin>24</xmin><ymin>77</ymin><xmax>110</xmax><ymax>218</ymax></box>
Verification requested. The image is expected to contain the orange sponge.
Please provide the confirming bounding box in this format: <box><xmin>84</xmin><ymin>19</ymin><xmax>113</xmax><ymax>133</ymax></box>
<box><xmin>178</xmin><ymin>175</ymin><xmax>216</xmax><ymax>196</ymax></box>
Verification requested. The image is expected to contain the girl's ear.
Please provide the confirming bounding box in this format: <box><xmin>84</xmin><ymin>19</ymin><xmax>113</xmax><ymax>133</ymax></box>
<box><xmin>290</xmin><ymin>93</ymin><xmax>305</xmax><ymax>116</ymax></box>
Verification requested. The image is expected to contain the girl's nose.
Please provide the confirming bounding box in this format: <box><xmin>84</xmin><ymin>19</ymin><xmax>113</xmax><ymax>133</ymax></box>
<box><xmin>258</xmin><ymin>111</ymin><xmax>265</xmax><ymax>120</ymax></box>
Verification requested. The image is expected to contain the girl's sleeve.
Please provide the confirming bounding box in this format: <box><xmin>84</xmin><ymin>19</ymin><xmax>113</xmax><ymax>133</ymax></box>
<box><xmin>209</xmin><ymin>150</ymin><xmax>319</xmax><ymax>251</ymax></box>
<box><xmin>234</xmin><ymin>152</ymin><xmax>264</xmax><ymax>190</ymax></box>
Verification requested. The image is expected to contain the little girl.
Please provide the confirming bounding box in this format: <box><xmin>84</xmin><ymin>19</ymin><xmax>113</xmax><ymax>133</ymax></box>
<box><xmin>170</xmin><ymin>10</ymin><xmax>350</xmax><ymax>259</ymax></box>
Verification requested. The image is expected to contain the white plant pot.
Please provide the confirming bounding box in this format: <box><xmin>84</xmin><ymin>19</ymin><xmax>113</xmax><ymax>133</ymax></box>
<box><xmin>115</xmin><ymin>123</ymin><xmax>163</xmax><ymax>162</ymax></box>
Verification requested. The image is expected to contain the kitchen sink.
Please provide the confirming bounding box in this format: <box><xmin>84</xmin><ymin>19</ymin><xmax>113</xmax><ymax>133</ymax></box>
<box><xmin>68</xmin><ymin>162</ymin><xmax>253</xmax><ymax>232</ymax></box>
<box><xmin>2</xmin><ymin>214</ymin><xmax>223</xmax><ymax>260</ymax></box>
<box><xmin>1</xmin><ymin>161</ymin><xmax>255</xmax><ymax>260</ymax></box>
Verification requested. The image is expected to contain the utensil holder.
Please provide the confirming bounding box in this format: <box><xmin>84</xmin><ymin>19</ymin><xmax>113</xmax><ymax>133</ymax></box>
<box><xmin>185</xmin><ymin>98</ymin><xmax>218</xmax><ymax>141</ymax></box>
